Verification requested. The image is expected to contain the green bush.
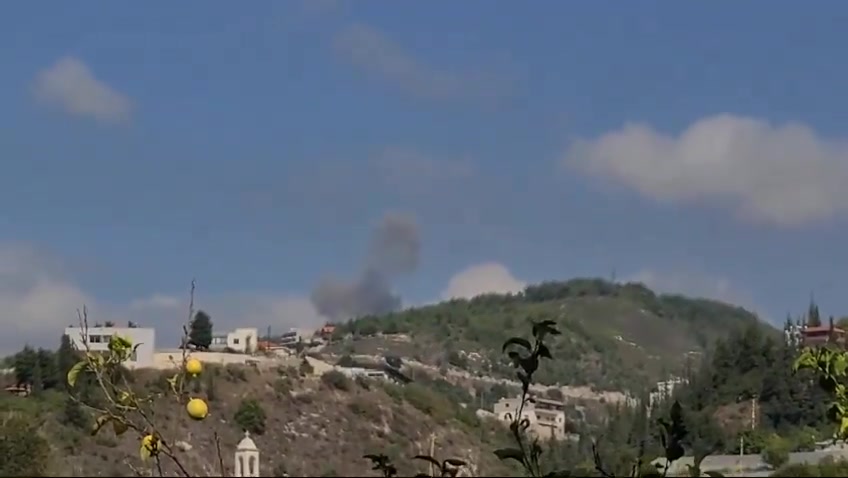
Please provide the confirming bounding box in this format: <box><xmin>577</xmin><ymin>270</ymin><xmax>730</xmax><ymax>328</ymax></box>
<box><xmin>401</xmin><ymin>383</ymin><xmax>453</xmax><ymax>422</ymax></box>
<box><xmin>0</xmin><ymin>417</ymin><xmax>51</xmax><ymax>476</ymax></box>
<box><xmin>762</xmin><ymin>433</ymin><xmax>791</xmax><ymax>470</ymax></box>
<box><xmin>772</xmin><ymin>456</ymin><xmax>848</xmax><ymax>477</ymax></box>
<box><xmin>234</xmin><ymin>398</ymin><xmax>267</xmax><ymax>435</ymax></box>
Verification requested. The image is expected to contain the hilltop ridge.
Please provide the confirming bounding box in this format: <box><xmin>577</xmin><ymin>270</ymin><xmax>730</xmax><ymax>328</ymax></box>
<box><xmin>327</xmin><ymin>278</ymin><xmax>775</xmax><ymax>392</ymax></box>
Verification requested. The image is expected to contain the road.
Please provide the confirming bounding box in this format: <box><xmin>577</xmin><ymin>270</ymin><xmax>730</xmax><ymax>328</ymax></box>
<box><xmin>658</xmin><ymin>446</ymin><xmax>848</xmax><ymax>477</ymax></box>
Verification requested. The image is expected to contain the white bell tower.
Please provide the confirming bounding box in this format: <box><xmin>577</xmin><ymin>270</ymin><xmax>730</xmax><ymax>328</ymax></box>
<box><xmin>233</xmin><ymin>431</ymin><xmax>259</xmax><ymax>477</ymax></box>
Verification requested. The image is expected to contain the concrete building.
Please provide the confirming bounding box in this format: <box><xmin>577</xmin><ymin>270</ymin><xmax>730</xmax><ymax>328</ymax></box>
<box><xmin>64</xmin><ymin>326</ymin><xmax>155</xmax><ymax>369</ymax></box>
<box><xmin>210</xmin><ymin>328</ymin><xmax>259</xmax><ymax>354</ymax></box>
<box><xmin>649</xmin><ymin>376</ymin><xmax>687</xmax><ymax>411</ymax></box>
<box><xmin>335</xmin><ymin>366</ymin><xmax>388</xmax><ymax>380</ymax></box>
<box><xmin>278</xmin><ymin>329</ymin><xmax>305</xmax><ymax>347</ymax></box>
<box><xmin>493</xmin><ymin>395</ymin><xmax>566</xmax><ymax>440</ymax></box>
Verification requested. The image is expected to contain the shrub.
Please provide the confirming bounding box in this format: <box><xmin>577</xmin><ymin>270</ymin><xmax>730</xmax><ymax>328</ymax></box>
<box><xmin>321</xmin><ymin>370</ymin><xmax>351</xmax><ymax>391</ymax></box>
<box><xmin>0</xmin><ymin>417</ymin><xmax>51</xmax><ymax>476</ymax></box>
<box><xmin>762</xmin><ymin>433</ymin><xmax>791</xmax><ymax>470</ymax></box>
<box><xmin>224</xmin><ymin>364</ymin><xmax>247</xmax><ymax>382</ymax></box>
<box><xmin>355</xmin><ymin>375</ymin><xmax>371</xmax><ymax>390</ymax></box>
<box><xmin>348</xmin><ymin>397</ymin><xmax>383</xmax><ymax>422</ymax></box>
<box><xmin>401</xmin><ymin>383</ymin><xmax>453</xmax><ymax>422</ymax></box>
<box><xmin>299</xmin><ymin>358</ymin><xmax>314</xmax><ymax>376</ymax></box>
<box><xmin>205</xmin><ymin>371</ymin><xmax>218</xmax><ymax>402</ymax></box>
<box><xmin>234</xmin><ymin>399</ymin><xmax>267</xmax><ymax>435</ymax></box>
<box><xmin>273</xmin><ymin>378</ymin><xmax>292</xmax><ymax>397</ymax></box>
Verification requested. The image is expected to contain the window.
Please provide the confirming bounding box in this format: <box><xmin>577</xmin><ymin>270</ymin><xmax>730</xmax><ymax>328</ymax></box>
<box><xmin>233</xmin><ymin>338</ymin><xmax>240</xmax><ymax>345</ymax></box>
<box><xmin>89</xmin><ymin>335</ymin><xmax>103</xmax><ymax>343</ymax></box>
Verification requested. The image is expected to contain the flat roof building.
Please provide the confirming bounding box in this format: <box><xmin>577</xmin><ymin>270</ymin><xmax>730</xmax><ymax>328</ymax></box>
<box><xmin>64</xmin><ymin>326</ymin><xmax>155</xmax><ymax>369</ymax></box>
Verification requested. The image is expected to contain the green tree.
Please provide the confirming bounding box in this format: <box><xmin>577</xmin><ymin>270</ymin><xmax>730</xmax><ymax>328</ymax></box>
<box><xmin>12</xmin><ymin>346</ymin><xmax>38</xmax><ymax>386</ymax></box>
<box><xmin>56</xmin><ymin>334</ymin><xmax>78</xmax><ymax>385</ymax></box>
<box><xmin>807</xmin><ymin>299</ymin><xmax>821</xmax><ymax>327</ymax></box>
<box><xmin>234</xmin><ymin>399</ymin><xmax>267</xmax><ymax>435</ymax></box>
<box><xmin>189</xmin><ymin>310</ymin><xmax>213</xmax><ymax>350</ymax></box>
<box><xmin>36</xmin><ymin>348</ymin><xmax>58</xmax><ymax>390</ymax></box>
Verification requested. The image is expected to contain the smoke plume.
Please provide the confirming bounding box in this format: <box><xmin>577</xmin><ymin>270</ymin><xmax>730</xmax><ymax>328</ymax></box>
<box><xmin>310</xmin><ymin>212</ymin><xmax>421</xmax><ymax>321</ymax></box>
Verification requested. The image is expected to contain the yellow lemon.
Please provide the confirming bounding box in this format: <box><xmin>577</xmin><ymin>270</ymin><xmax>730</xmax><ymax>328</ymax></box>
<box><xmin>185</xmin><ymin>358</ymin><xmax>202</xmax><ymax>376</ymax></box>
<box><xmin>186</xmin><ymin>398</ymin><xmax>208</xmax><ymax>421</ymax></box>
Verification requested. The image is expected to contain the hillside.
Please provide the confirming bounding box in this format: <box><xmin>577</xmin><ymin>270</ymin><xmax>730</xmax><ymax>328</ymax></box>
<box><xmin>0</xmin><ymin>362</ymin><xmax>519</xmax><ymax>477</ymax></box>
<box><xmin>328</xmin><ymin>278</ymin><xmax>776</xmax><ymax>392</ymax></box>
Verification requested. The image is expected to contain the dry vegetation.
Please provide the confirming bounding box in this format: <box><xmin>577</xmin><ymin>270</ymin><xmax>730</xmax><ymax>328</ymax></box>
<box><xmin>1</xmin><ymin>363</ymin><xmax>518</xmax><ymax>477</ymax></box>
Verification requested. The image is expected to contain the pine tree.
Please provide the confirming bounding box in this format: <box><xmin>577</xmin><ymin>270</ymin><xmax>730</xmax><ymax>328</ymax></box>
<box><xmin>189</xmin><ymin>310</ymin><xmax>213</xmax><ymax>350</ymax></box>
<box><xmin>807</xmin><ymin>298</ymin><xmax>821</xmax><ymax>327</ymax></box>
<box><xmin>56</xmin><ymin>334</ymin><xmax>78</xmax><ymax>390</ymax></box>
<box><xmin>12</xmin><ymin>346</ymin><xmax>38</xmax><ymax>387</ymax></box>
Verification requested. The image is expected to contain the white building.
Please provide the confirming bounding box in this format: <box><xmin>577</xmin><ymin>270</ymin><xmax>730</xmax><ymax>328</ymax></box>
<box><xmin>64</xmin><ymin>326</ymin><xmax>155</xmax><ymax>369</ymax></box>
<box><xmin>649</xmin><ymin>376</ymin><xmax>688</xmax><ymax>411</ymax></box>
<box><xmin>210</xmin><ymin>328</ymin><xmax>259</xmax><ymax>354</ymax></box>
<box><xmin>335</xmin><ymin>366</ymin><xmax>388</xmax><ymax>380</ymax></box>
<box><xmin>493</xmin><ymin>395</ymin><xmax>567</xmax><ymax>440</ymax></box>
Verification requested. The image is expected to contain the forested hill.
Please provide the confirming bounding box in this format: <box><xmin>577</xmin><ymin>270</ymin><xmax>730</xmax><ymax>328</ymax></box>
<box><xmin>329</xmin><ymin>278</ymin><xmax>777</xmax><ymax>392</ymax></box>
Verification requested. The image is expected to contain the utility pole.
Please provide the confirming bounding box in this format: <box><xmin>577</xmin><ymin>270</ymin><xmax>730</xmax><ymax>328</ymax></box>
<box><xmin>751</xmin><ymin>395</ymin><xmax>757</xmax><ymax>431</ymax></box>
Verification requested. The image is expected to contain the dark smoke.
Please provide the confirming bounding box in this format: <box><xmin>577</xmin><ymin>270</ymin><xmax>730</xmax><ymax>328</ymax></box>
<box><xmin>310</xmin><ymin>212</ymin><xmax>421</xmax><ymax>321</ymax></box>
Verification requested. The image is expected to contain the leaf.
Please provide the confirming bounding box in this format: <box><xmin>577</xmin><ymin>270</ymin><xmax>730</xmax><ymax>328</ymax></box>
<box><xmin>413</xmin><ymin>455</ymin><xmax>441</xmax><ymax>470</ymax></box>
<box><xmin>703</xmin><ymin>472</ymin><xmax>725</xmax><ymax>477</ymax></box>
<box><xmin>537</xmin><ymin>343</ymin><xmax>553</xmax><ymax>360</ymax></box>
<box><xmin>520</xmin><ymin>356</ymin><xmax>539</xmax><ymax>376</ymax></box>
<box><xmin>108</xmin><ymin>334</ymin><xmax>132</xmax><ymax>352</ymax></box>
<box><xmin>502</xmin><ymin>337</ymin><xmax>532</xmax><ymax>353</ymax></box>
<box><xmin>666</xmin><ymin>442</ymin><xmax>685</xmax><ymax>462</ymax></box>
<box><xmin>532</xmin><ymin>320</ymin><xmax>560</xmax><ymax>339</ymax></box>
<box><xmin>66</xmin><ymin>361</ymin><xmax>87</xmax><ymax>388</ymax></box>
<box><xmin>493</xmin><ymin>447</ymin><xmax>525</xmax><ymax>464</ymax></box>
<box><xmin>443</xmin><ymin>458</ymin><xmax>467</xmax><ymax>467</ymax></box>
<box><xmin>90</xmin><ymin>414</ymin><xmax>112</xmax><ymax>436</ymax></box>
<box><xmin>840</xmin><ymin>416</ymin><xmax>848</xmax><ymax>439</ymax></box>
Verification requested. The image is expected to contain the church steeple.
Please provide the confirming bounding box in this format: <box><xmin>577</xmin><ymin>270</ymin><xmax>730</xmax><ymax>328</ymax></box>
<box><xmin>234</xmin><ymin>431</ymin><xmax>260</xmax><ymax>477</ymax></box>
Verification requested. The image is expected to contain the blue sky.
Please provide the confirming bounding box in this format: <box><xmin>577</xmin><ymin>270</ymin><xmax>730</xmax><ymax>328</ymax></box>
<box><xmin>1</xmin><ymin>1</ymin><xmax>847</xmax><ymax>353</ymax></box>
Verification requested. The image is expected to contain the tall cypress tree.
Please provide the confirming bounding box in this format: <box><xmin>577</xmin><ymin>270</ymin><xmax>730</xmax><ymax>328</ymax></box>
<box><xmin>807</xmin><ymin>298</ymin><xmax>821</xmax><ymax>327</ymax></box>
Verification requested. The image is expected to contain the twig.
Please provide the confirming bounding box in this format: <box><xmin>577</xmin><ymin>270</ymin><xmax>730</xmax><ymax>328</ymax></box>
<box><xmin>592</xmin><ymin>441</ymin><xmax>615</xmax><ymax>478</ymax></box>
<box><xmin>214</xmin><ymin>431</ymin><xmax>226</xmax><ymax>477</ymax></box>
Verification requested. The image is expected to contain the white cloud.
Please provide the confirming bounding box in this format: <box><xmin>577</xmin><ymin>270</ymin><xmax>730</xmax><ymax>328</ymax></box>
<box><xmin>0</xmin><ymin>244</ymin><xmax>94</xmax><ymax>356</ymax></box>
<box><xmin>129</xmin><ymin>294</ymin><xmax>181</xmax><ymax>310</ymax></box>
<box><xmin>33</xmin><ymin>56</ymin><xmax>132</xmax><ymax>124</ymax></box>
<box><xmin>0</xmin><ymin>243</ymin><xmax>329</xmax><ymax>357</ymax></box>
<box><xmin>334</xmin><ymin>23</ymin><xmax>509</xmax><ymax>102</ymax></box>
<box><xmin>441</xmin><ymin>262</ymin><xmax>526</xmax><ymax>300</ymax></box>
<box><xmin>625</xmin><ymin>268</ymin><xmax>764</xmax><ymax>318</ymax></box>
<box><xmin>563</xmin><ymin>114</ymin><xmax>848</xmax><ymax>227</ymax></box>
